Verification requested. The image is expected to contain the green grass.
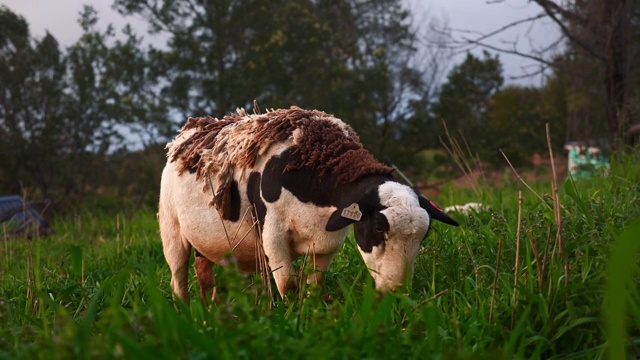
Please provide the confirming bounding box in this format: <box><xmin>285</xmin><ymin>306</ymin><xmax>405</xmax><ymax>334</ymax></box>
<box><xmin>1</xmin><ymin>155</ymin><xmax>639</xmax><ymax>359</ymax></box>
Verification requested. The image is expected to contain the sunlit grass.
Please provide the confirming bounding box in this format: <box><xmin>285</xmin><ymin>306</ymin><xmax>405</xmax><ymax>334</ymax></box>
<box><xmin>1</xmin><ymin>154</ymin><xmax>639</xmax><ymax>359</ymax></box>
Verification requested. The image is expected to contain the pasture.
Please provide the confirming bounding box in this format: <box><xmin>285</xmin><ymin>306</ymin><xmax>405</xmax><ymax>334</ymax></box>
<box><xmin>1</xmin><ymin>155</ymin><xmax>639</xmax><ymax>359</ymax></box>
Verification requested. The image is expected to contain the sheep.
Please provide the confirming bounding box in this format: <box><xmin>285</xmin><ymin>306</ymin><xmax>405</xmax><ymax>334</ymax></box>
<box><xmin>158</xmin><ymin>106</ymin><xmax>459</xmax><ymax>303</ymax></box>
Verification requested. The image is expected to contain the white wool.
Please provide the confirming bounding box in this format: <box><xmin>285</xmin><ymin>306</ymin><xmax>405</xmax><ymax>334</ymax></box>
<box><xmin>292</xmin><ymin>128</ymin><xmax>303</xmax><ymax>144</ymax></box>
<box><xmin>166</xmin><ymin>128</ymin><xmax>198</xmax><ymax>159</ymax></box>
<box><xmin>358</xmin><ymin>182</ymin><xmax>430</xmax><ymax>292</ymax></box>
<box><xmin>444</xmin><ymin>202</ymin><xmax>491</xmax><ymax>215</ymax></box>
<box><xmin>378</xmin><ymin>182</ymin><xmax>429</xmax><ymax>236</ymax></box>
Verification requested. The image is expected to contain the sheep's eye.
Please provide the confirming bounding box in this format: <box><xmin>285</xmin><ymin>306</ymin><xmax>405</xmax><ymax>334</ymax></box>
<box><xmin>374</xmin><ymin>223</ymin><xmax>384</xmax><ymax>233</ymax></box>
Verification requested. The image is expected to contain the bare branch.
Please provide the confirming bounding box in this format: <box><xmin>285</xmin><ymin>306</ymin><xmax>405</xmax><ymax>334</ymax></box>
<box><xmin>508</xmin><ymin>65</ymin><xmax>548</xmax><ymax>82</ymax></box>
<box><xmin>458</xmin><ymin>36</ymin><xmax>556</xmax><ymax>67</ymax></box>
<box><xmin>466</xmin><ymin>12</ymin><xmax>548</xmax><ymax>45</ymax></box>
<box><xmin>531</xmin><ymin>0</ymin><xmax>606</xmax><ymax>60</ymax></box>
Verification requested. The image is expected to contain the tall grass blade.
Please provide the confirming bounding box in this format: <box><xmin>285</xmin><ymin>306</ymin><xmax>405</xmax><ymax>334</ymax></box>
<box><xmin>604</xmin><ymin>221</ymin><xmax>640</xmax><ymax>359</ymax></box>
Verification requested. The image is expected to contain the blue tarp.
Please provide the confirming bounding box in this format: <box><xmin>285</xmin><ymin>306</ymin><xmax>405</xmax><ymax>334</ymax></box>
<box><xmin>0</xmin><ymin>195</ymin><xmax>50</xmax><ymax>237</ymax></box>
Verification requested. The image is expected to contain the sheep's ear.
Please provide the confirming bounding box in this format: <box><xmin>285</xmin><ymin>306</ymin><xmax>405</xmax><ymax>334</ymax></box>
<box><xmin>326</xmin><ymin>203</ymin><xmax>363</xmax><ymax>231</ymax></box>
<box><xmin>418</xmin><ymin>196</ymin><xmax>460</xmax><ymax>227</ymax></box>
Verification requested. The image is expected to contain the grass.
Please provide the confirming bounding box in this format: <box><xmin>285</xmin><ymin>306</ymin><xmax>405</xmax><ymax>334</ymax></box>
<box><xmin>1</xmin><ymin>154</ymin><xmax>639</xmax><ymax>359</ymax></box>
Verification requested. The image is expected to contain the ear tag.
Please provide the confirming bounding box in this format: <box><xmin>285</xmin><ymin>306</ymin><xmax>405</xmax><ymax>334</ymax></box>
<box><xmin>341</xmin><ymin>203</ymin><xmax>362</xmax><ymax>221</ymax></box>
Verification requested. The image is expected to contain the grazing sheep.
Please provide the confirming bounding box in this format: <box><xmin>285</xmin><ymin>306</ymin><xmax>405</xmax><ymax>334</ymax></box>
<box><xmin>158</xmin><ymin>106</ymin><xmax>458</xmax><ymax>303</ymax></box>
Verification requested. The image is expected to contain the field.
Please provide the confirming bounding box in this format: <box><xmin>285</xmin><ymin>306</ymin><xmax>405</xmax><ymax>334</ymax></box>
<box><xmin>1</xmin><ymin>155</ymin><xmax>639</xmax><ymax>359</ymax></box>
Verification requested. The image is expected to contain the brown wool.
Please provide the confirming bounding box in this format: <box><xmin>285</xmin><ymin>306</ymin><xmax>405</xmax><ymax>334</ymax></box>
<box><xmin>169</xmin><ymin>107</ymin><xmax>394</xmax><ymax>196</ymax></box>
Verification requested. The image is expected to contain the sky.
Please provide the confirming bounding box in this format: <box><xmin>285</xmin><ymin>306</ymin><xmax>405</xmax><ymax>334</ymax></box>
<box><xmin>1</xmin><ymin>0</ymin><xmax>561</xmax><ymax>87</ymax></box>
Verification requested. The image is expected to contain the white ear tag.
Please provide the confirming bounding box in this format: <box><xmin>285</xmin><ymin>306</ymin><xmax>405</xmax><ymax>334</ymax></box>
<box><xmin>341</xmin><ymin>203</ymin><xmax>362</xmax><ymax>221</ymax></box>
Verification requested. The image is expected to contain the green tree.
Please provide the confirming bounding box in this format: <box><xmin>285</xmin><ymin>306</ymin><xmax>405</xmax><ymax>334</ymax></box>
<box><xmin>113</xmin><ymin>0</ymin><xmax>427</xmax><ymax>161</ymax></box>
<box><xmin>0</xmin><ymin>6</ymin><xmax>170</xmax><ymax>202</ymax></box>
<box><xmin>114</xmin><ymin>0</ymin><xmax>260</xmax><ymax>115</ymax></box>
<box><xmin>485</xmin><ymin>85</ymin><xmax>565</xmax><ymax>166</ymax></box>
<box><xmin>0</xmin><ymin>7</ymin><xmax>68</xmax><ymax>197</ymax></box>
<box><xmin>348</xmin><ymin>0</ymin><xmax>423</xmax><ymax>158</ymax></box>
<box><xmin>536</xmin><ymin>0</ymin><xmax>639</xmax><ymax>143</ymax></box>
<box><xmin>433</xmin><ymin>50</ymin><xmax>503</xmax><ymax>131</ymax></box>
<box><xmin>235</xmin><ymin>0</ymin><xmax>362</xmax><ymax>112</ymax></box>
<box><xmin>455</xmin><ymin>0</ymin><xmax>640</xmax><ymax>146</ymax></box>
<box><xmin>430</xmin><ymin>51</ymin><xmax>504</xmax><ymax>166</ymax></box>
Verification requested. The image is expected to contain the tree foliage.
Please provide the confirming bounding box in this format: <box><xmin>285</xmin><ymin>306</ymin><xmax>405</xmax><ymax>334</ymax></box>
<box><xmin>1</xmin><ymin>1</ymin><xmax>605</xmax><ymax>207</ymax></box>
<box><xmin>486</xmin><ymin>85</ymin><xmax>566</xmax><ymax>166</ymax></box>
<box><xmin>432</xmin><ymin>50</ymin><xmax>565</xmax><ymax>167</ymax></box>
<box><xmin>2</xmin><ymin>1</ymin><xmax>436</xmax><ymax>204</ymax></box>
<box><xmin>448</xmin><ymin>0</ymin><xmax>640</xmax><ymax>147</ymax></box>
<box><xmin>536</xmin><ymin>0</ymin><xmax>640</xmax><ymax>142</ymax></box>
<box><xmin>0</xmin><ymin>5</ymin><xmax>169</xmax><ymax>203</ymax></box>
<box><xmin>434</xmin><ymin>51</ymin><xmax>503</xmax><ymax>130</ymax></box>
<box><xmin>112</xmin><ymin>0</ymin><xmax>429</xmax><ymax>160</ymax></box>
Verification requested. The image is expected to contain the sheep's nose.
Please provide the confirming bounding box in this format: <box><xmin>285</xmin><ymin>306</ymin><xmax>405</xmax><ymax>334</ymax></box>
<box><xmin>375</xmin><ymin>282</ymin><xmax>403</xmax><ymax>293</ymax></box>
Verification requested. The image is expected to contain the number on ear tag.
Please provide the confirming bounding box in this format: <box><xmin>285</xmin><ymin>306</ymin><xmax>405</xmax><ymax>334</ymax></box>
<box><xmin>341</xmin><ymin>203</ymin><xmax>362</xmax><ymax>221</ymax></box>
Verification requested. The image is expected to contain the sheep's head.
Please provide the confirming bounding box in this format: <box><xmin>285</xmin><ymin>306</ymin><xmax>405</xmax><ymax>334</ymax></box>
<box><xmin>326</xmin><ymin>181</ymin><xmax>459</xmax><ymax>292</ymax></box>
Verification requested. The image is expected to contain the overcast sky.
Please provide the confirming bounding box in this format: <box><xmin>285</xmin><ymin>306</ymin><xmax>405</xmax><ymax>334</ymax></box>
<box><xmin>1</xmin><ymin>0</ymin><xmax>560</xmax><ymax>86</ymax></box>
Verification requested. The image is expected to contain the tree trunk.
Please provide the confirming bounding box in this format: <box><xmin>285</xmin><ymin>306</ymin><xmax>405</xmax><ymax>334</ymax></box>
<box><xmin>604</xmin><ymin>1</ymin><xmax>629</xmax><ymax>141</ymax></box>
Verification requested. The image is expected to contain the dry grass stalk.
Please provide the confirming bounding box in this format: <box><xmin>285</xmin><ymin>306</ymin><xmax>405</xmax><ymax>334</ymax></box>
<box><xmin>439</xmin><ymin>119</ymin><xmax>484</xmax><ymax>198</ymax></box>
<box><xmin>116</xmin><ymin>213</ymin><xmax>120</xmax><ymax>256</ymax></box>
<box><xmin>526</xmin><ymin>229</ymin><xmax>543</xmax><ymax>292</ymax></box>
<box><xmin>231</xmin><ymin>219</ymin><xmax>259</xmax><ymax>253</ymax></box>
<box><xmin>542</xmin><ymin>224</ymin><xmax>552</xmax><ymax>295</ymax></box>
<box><xmin>430</xmin><ymin>289</ymin><xmax>449</xmax><ymax>301</ymax></box>
<box><xmin>489</xmin><ymin>236</ymin><xmax>503</xmax><ymax>323</ymax></box>
<box><xmin>230</xmin><ymin>206</ymin><xmax>254</xmax><ymax>247</ymax></box>
<box><xmin>545</xmin><ymin>123</ymin><xmax>569</xmax><ymax>289</ymax></box>
<box><xmin>207</xmin><ymin>178</ymin><xmax>263</xmax><ymax>257</ymax></box>
<box><xmin>207</xmin><ymin>176</ymin><xmax>232</xmax><ymax>250</ymax></box>
<box><xmin>313</xmin><ymin>242</ymin><xmax>317</xmax><ymax>285</ymax></box>
<box><xmin>231</xmin><ymin>207</ymin><xmax>260</xmax><ymax>253</ymax></box>
<box><xmin>459</xmin><ymin>129</ymin><xmax>488</xmax><ymax>185</ymax></box>
<box><xmin>420</xmin><ymin>289</ymin><xmax>450</xmax><ymax>305</ymax></box>
<box><xmin>500</xmin><ymin>149</ymin><xmax>553</xmax><ymax>212</ymax></box>
<box><xmin>297</xmin><ymin>246</ymin><xmax>312</xmax><ymax>304</ymax></box>
<box><xmin>511</xmin><ymin>191</ymin><xmax>523</xmax><ymax>330</ymax></box>
<box><xmin>251</xmin><ymin>206</ymin><xmax>274</xmax><ymax>308</ymax></box>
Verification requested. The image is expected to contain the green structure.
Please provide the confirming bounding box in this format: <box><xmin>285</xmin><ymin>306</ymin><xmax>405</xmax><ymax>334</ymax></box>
<box><xmin>564</xmin><ymin>140</ymin><xmax>610</xmax><ymax>179</ymax></box>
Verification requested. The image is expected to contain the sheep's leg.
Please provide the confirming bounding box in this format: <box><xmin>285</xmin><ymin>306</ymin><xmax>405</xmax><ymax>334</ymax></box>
<box><xmin>159</xmin><ymin>214</ymin><xmax>192</xmax><ymax>302</ymax></box>
<box><xmin>261</xmin><ymin>223</ymin><xmax>296</xmax><ymax>298</ymax></box>
<box><xmin>163</xmin><ymin>240</ymin><xmax>192</xmax><ymax>303</ymax></box>
<box><xmin>306</xmin><ymin>253</ymin><xmax>335</xmax><ymax>286</ymax></box>
<box><xmin>194</xmin><ymin>252</ymin><xmax>217</xmax><ymax>306</ymax></box>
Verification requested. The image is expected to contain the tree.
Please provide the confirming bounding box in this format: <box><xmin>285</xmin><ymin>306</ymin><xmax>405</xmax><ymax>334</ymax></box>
<box><xmin>486</xmin><ymin>85</ymin><xmax>566</xmax><ymax>166</ymax></box>
<box><xmin>115</xmin><ymin>0</ymin><xmax>258</xmax><ymax>115</ymax></box>
<box><xmin>0</xmin><ymin>7</ymin><xmax>68</xmax><ymax>197</ymax></box>
<box><xmin>447</xmin><ymin>0</ymin><xmax>640</xmax><ymax>147</ymax></box>
<box><xmin>0</xmin><ymin>6</ymin><xmax>170</xmax><ymax>202</ymax></box>
<box><xmin>537</xmin><ymin>0</ymin><xmax>638</xmax><ymax>143</ymax></box>
<box><xmin>348</xmin><ymin>0</ymin><xmax>422</xmax><ymax>157</ymax></box>
<box><xmin>113</xmin><ymin>0</ymin><xmax>437</xmax><ymax>162</ymax></box>
<box><xmin>433</xmin><ymin>50</ymin><xmax>503</xmax><ymax>130</ymax></box>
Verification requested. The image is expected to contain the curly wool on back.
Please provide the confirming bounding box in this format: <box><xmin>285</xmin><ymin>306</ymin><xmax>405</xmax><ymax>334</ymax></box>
<box><xmin>168</xmin><ymin>106</ymin><xmax>394</xmax><ymax>199</ymax></box>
